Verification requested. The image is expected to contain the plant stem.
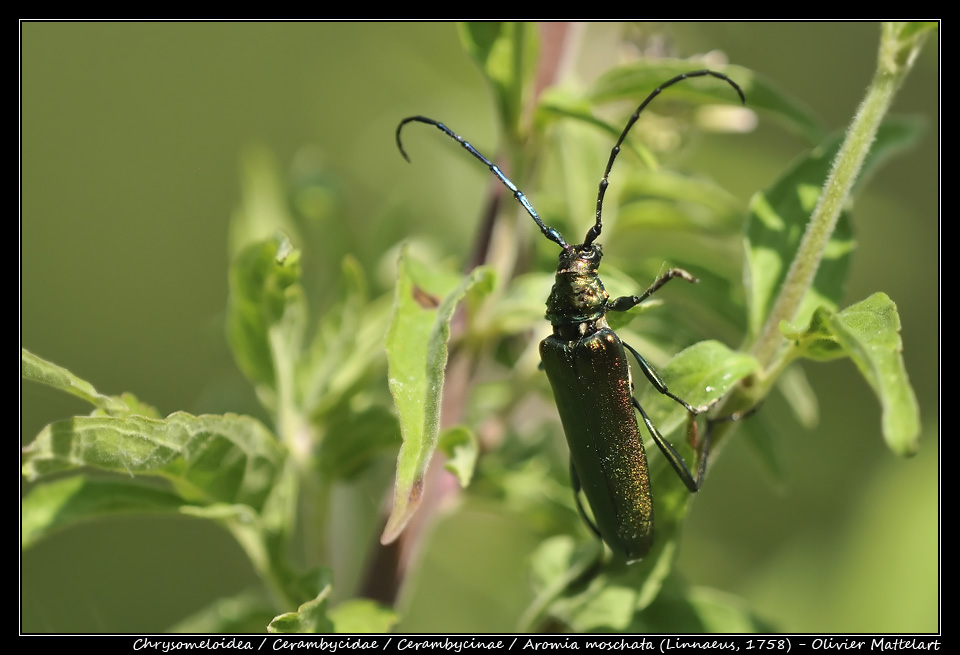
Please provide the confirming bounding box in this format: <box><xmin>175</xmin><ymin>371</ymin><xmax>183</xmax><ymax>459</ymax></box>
<box><xmin>749</xmin><ymin>22</ymin><xmax>928</xmax><ymax>378</ymax></box>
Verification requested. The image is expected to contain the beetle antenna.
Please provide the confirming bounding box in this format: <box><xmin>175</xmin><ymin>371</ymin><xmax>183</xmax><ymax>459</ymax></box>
<box><xmin>583</xmin><ymin>69</ymin><xmax>745</xmax><ymax>247</ymax></box>
<box><xmin>396</xmin><ymin>116</ymin><xmax>569</xmax><ymax>250</ymax></box>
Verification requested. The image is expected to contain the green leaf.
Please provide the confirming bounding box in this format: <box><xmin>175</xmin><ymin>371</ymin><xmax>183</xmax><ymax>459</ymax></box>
<box><xmin>298</xmin><ymin>256</ymin><xmax>397</xmax><ymax>483</ymax></box>
<box><xmin>897</xmin><ymin>21</ymin><xmax>939</xmax><ymax>40</ymax></box>
<box><xmin>268</xmin><ymin>573</ymin><xmax>335</xmax><ymax>633</ymax></box>
<box><xmin>106</xmin><ymin>393</ymin><xmax>161</xmax><ymax>419</ymax></box>
<box><xmin>529</xmin><ymin>535</ymin><xmax>679</xmax><ymax>632</ymax></box>
<box><xmin>300</xmin><ymin>255</ymin><xmax>383</xmax><ymax>418</ymax></box>
<box><xmin>21</xmin><ymin>348</ymin><xmax>158</xmax><ymax>417</ymax></box>
<box><xmin>489</xmin><ymin>271</ymin><xmax>552</xmax><ymax>335</ymax></box>
<box><xmin>880</xmin><ymin>22</ymin><xmax>938</xmax><ymax>74</ymax></box>
<box><xmin>328</xmin><ymin>599</ymin><xmax>398</xmax><ymax>633</ymax></box>
<box><xmin>588</xmin><ymin>61</ymin><xmax>822</xmax><ymax>144</ymax></box>
<box><xmin>536</xmin><ymin>88</ymin><xmax>623</xmax><ymax>140</ymax></box>
<box><xmin>269</xmin><ymin>592</ymin><xmax>396</xmax><ymax>634</ymax></box>
<box><xmin>535</xmin><ymin>87</ymin><xmax>666</xmax><ymax>207</ymax></box>
<box><xmin>604</xmin><ymin>299</ymin><xmax>662</xmax><ymax>331</ymax></box>
<box><xmin>744</xmin><ymin>118</ymin><xmax>923</xmax><ymax>340</ymax></box>
<box><xmin>21</xmin><ymin>476</ymin><xmax>184</xmax><ymax>549</ymax></box>
<box><xmin>831</xmin><ymin>295</ymin><xmax>920</xmax><ymax>455</ymax></box>
<box><xmin>639</xmin><ymin>340</ymin><xmax>760</xmax><ymax>434</ymax></box>
<box><xmin>781</xmin><ymin>305</ymin><xmax>848</xmax><ymax>361</ymax></box>
<box><xmin>783</xmin><ymin>293</ymin><xmax>920</xmax><ymax>455</ymax></box>
<box><xmin>226</xmin><ymin>233</ymin><xmax>306</xmax><ymax>418</ymax></box>
<box><xmin>531</xmin><ymin>558</ymin><xmax>773</xmax><ymax>633</ymax></box>
<box><xmin>22</xmin><ymin>412</ymin><xmax>285</xmax><ymax>511</ymax></box>
<box><xmin>458</xmin><ymin>22</ymin><xmax>538</xmax><ymax>138</ymax></box>
<box><xmin>521</xmin><ymin>536</ymin><xmax>603</xmax><ymax>631</ymax></box>
<box><xmin>746</xmin><ymin>162</ymin><xmax>849</xmax><ymax>342</ymax></box>
<box><xmin>631</xmin><ymin>580</ymin><xmax>775</xmax><ymax>632</ymax></box>
<box><xmin>168</xmin><ymin>590</ymin><xmax>277</xmax><ymax>633</ymax></box>
<box><xmin>438</xmin><ymin>425</ymin><xmax>479</xmax><ymax>488</ymax></box>
<box><xmin>228</xmin><ymin>145</ymin><xmax>302</xmax><ymax>258</ymax></box>
<box><xmin>381</xmin><ymin>247</ymin><xmax>494</xmax><ymax>544</ymax></box>
<box><xmin>617</xmin><ymin>169</ymin><xmax>745</xmax><ymax>233</ymax></box>
<box><xmin>316</xmin><ymin>404</ymin><xmax>400</xmax><ymax>481</ymax></box>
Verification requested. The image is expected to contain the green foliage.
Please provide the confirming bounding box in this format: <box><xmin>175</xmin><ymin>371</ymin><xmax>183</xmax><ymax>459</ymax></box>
<box><xmin>21</xmin><ymin>147</ymin><xmax>399</xmax><ymax>631</ymax></box>
<box><xmin>438</xmin><ymin>426</ymin><xmax>480</xmax><ymax>488</ymax></box>
<box><xmin>21</xmin><ymin>22</ymin><xmax>932</xmax><ymax>633</ymax></box>
<box><xmin>21</xmin><ymin>477</ymin><xmax>182</xmax><ymax>549</ymax></box>
<box><xmin>781</xmin><ymin>293</ymin><xmax>920</xmax><ymax>455</ymax></box>
<box><xmin>22</xmin><ymin>411</ymin><xmax>284</xmax><ymax>510</ymax></box>
<box><xmin>639</xmin><ymin>341</ymin><xmax>759</xmax><ymax>433</ymax></box>
<box><xmin>745</xmin><ymin>118</ymin><xmax>923</xmax><ymax>343</ymax></box>
<box><xmin>458</xmin><ymin>22</ymin><xmax>539</xmax><ymax>143</ymax></box>
<box><xmin>381</xmin><ymin>248</ymin><xmax>494</xmax><ymax>542</ymax></box>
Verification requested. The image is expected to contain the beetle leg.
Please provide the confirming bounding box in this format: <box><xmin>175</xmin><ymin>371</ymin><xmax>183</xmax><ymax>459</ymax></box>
<box><xmin>704</xmin><ymin>404</ymin><xmax>761</xmax><ymax>443</ymax></box>
<box><xmin>569</xmin><ymin>459</ymin><xmax>602</xmax><ymax>538</ymax></box>
<box><xmin>610</xmin><ymin>268</ymin><xmax>709</xmax><ymax>414</ymax></box>
<box><xmin>607</xmin><ymin>268</ymin><xmax>698</xmax><ymax>313</ymax></box>
<box><xmin>622</xmin><ymin>341</ymin><xmax>715</xmax><ymax>415</ymax></box>
<box><xmin>632</xmin><ymin>397</ymin><xmax>708</xmax><ymax>493</ymax></box>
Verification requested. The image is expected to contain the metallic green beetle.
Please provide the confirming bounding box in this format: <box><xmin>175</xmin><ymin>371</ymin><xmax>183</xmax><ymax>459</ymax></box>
<box><xmin>397</xmin><ymin>70</ymin><xmax>745</xmax><ymax>562</ymax></box>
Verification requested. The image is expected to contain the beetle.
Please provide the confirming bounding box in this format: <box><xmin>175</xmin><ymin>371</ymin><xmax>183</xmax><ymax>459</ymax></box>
<box><xmin>396</xmin><ymin>69</ymin><xmax>746</xmax><ymax>562</ymax></box>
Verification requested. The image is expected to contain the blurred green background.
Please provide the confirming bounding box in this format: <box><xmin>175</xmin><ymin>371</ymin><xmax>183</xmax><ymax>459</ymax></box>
<box><xmin>21</xmin><ymin>22</ymin><xmax>938</xmax><ymax>633</ymax></box>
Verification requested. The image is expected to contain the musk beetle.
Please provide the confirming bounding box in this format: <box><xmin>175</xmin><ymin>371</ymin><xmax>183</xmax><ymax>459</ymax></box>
<box><xmin>397</xmin><ymin>70</ymin><xmax>746</xmax><ymax>562</ymax></box>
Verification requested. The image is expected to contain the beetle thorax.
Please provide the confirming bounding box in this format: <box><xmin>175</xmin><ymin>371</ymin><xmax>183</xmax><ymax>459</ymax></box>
<box><xmin>545</xmin><ymin>243</ymin><xmax>610</xmax><ymax>329</ymax></box>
